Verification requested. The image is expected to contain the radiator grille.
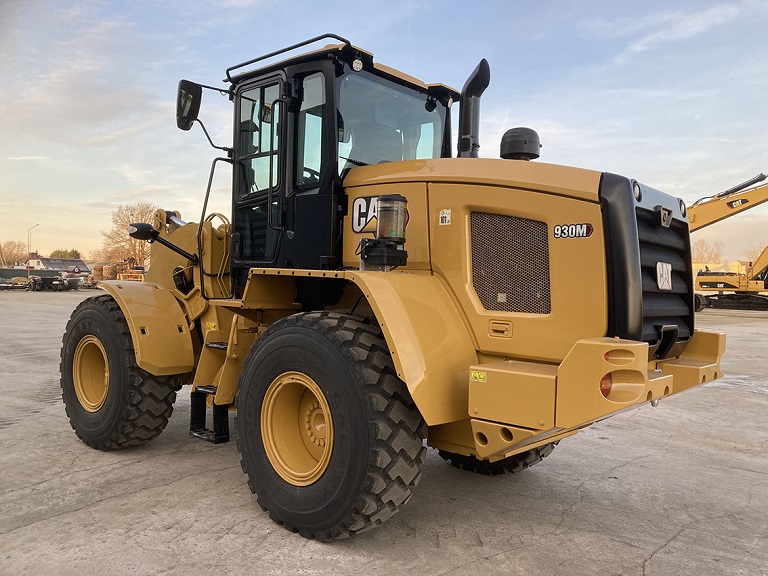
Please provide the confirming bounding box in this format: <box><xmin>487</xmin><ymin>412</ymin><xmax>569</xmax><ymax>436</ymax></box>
<box><xmin>470</xmin><ymin>212</ymin><xmax>551</xmax><ymax>314</ymax></box>
<box><xmin>636</xmin><ymin>208</ymin><xmax>693</xmax><ymax>343</ymax></box>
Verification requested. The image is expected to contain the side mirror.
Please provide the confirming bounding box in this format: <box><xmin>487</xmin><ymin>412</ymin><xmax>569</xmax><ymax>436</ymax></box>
<box><xmin>176</xmin><ymin>80</ymin><xmax>202</xmax><ymax>131</ymax></box>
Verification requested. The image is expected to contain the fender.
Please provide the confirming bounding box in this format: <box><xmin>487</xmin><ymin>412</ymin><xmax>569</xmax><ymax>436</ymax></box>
<box><xmin>343</xmin><ymin>270</ymin><xmax>478</xmax><ymax>426</ymax></box>
<box><xmin>99</xmin><ymin>281</ymin><xmax>195</xmax><ymax>375</ymax></box>
<box><xmin>245</xmin><ymin>269</ymin><xmax>478</xmax><ymax>425</ymax></box>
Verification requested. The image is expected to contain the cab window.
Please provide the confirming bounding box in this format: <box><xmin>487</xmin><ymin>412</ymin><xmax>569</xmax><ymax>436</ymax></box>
<box><xmin>237</xmin><ymin>83</ymin><xmax>281</xmax><ymax>196</ymax></box>
<box><xmin>294</xmin><ymin>73</ymin><xmax>325</xmax><ymax>188</ymax></box>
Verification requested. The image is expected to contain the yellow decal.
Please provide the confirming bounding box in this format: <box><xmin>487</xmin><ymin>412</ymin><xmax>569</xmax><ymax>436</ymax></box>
<box><xmin>205</xmin><ymin>322</ymin><xmax>217</xmax><ymax>331</ymax></box>
<box><xmin>470</xmin><ymin>371</ymin><xmax>487</xmax><ymax>383</ymax></box>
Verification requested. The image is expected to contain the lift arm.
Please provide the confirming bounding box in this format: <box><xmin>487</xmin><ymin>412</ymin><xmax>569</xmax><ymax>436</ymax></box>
<box><xmin>688</xmin><ymin>173</ymin><xmax>768</xmax><ymax>232</ymax></box>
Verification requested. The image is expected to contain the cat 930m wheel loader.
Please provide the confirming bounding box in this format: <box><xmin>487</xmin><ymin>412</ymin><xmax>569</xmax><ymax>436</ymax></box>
<box><xmin>60</xmin><ymin>34</ymin><xmax>725</xmax><ymax>540</ymax></box>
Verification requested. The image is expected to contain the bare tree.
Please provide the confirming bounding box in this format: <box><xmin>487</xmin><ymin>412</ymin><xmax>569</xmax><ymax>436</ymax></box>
<box><xmin>691</xmin><ymin>239</ymin><xmax>724</xmax><ymax>264</ymax></box>
<box><xmin>1</xmin><ymin>240</ymin><xmax>28</xmax><ymax>266</ymax></box>
<box><xmin>100</xmin><ymin>202</ymin><xmax>158</xmax><ymax>266</ymax></box>
<box><xmin>744</xmin><ymin>240</ymin><xmax>768</xmax><ymax>264</ymax></box>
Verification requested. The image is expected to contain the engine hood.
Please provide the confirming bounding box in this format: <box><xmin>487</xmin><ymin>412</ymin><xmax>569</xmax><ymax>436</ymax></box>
<box><xmin>342</xmin><ymin>158</ymin><xmax>603</xmax><ymax>203</ymax></box>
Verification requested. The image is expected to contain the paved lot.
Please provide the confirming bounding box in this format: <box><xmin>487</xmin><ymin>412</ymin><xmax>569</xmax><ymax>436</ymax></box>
<box><xmin>0</xmin><ymin>289</ymin><xmax>766</xmax><ymax>576</ymax></box>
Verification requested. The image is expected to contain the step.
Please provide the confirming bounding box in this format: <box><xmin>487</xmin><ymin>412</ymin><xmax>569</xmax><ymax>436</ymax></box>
<box><xmin>189</xmin><ymin>386</ymin><xmax>230</xmax><ymax>444</ymax></box>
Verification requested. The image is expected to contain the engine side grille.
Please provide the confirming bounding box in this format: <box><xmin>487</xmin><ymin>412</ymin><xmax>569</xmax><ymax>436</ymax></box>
<box><xmin>636</xmin><ymin>208</ymin><xmax>693</xmax><ymax>344</ymax></box>
<box><xmin>470</xmin><ymin>212</ymin><xmax>551</xmax><ymax>314</ymax></box>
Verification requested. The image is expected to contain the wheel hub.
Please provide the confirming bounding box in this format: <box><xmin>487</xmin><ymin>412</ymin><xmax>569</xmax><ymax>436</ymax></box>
<box><xmin>261</xmin><ymin>372</ymin><xmax>333</xmax><ymax>486</ymax></box>
<box><xmin>72</xmin><ymin>335</ymin><xmax>109</xmax><ymax>412</ymax></box>
<box><xmin>305</xmin><ymin>402</ymin><xmax>328</xmax><ymax>447</ymax></box>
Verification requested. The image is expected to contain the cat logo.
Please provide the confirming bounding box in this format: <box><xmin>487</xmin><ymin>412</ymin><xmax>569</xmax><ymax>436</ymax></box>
<box><xmin>656</xmin><ymin>262</ymin><xmax>673</xmax><ymax>291</ymax></box>
<box><xmin>727</xmin><ymin>198</ymin><xmax>749</xmax><ymax>209</ymax></box>
<box><xmin>351</xmin><ymin>195</ymin><xmax>409</xmax><ymax>233</ymax></box>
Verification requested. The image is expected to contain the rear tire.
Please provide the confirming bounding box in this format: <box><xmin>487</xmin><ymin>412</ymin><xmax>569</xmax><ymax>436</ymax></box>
<box><xmin>236</xmin><ymin>312</ymin><xmax>426</xmax><ymax>540</ymax></box>
<box><xmin>439</xmin><ymin>442</ymin><xmax>557</xmax><ymax>475</ymax></box>
<box><xmin>60</xmin><ymin>294</ymin><xmax>179</xmax><ymax>450</ymax></box>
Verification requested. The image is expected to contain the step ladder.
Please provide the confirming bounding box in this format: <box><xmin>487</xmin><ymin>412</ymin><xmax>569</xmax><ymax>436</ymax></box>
<box><xmin>189</xmin><ymin>341</ymin><xmax>231</xmax><ymax>443</ymax></box>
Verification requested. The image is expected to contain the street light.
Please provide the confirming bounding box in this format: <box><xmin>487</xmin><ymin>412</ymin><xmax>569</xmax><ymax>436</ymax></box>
<box><xmin>27</xmin><ymin>223</ymin><xmax>39</xmax><ymax>280</ymax></box>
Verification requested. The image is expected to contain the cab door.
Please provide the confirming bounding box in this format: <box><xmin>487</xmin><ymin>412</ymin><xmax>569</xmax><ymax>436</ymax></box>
<box><xmin>231</xmin><ymin>77</ymin><xmax>284</xmax><ymax>293</ymax></box>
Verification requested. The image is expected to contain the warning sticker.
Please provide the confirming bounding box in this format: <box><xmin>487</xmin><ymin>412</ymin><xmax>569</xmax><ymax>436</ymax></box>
<box><xmin>439</xmin><ymin>209</ymin><xmax>451</xmax><ymax>225</ymax></box>
<box><xmin>470</xmin><ymin>371</ymin><xmax>487</xmax><ymax>383</ymax></box>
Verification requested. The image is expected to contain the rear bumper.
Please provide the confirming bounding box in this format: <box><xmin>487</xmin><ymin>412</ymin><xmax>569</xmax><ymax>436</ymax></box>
<box><xmin>466</xmin><ymin>329</ymin><xmax>725</xmax><ymax>460</ymax></box>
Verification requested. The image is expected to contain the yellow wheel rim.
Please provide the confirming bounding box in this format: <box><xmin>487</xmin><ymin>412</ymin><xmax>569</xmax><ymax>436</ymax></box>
<box><xmin>73</xmin><ymin>335</ymin><xmax>110</xmax><ymax>412</ymax></box>
<box><xmin>261</xmin><ymin>371</ymin><xmax>333</xmax><ymax>486</ymax></box>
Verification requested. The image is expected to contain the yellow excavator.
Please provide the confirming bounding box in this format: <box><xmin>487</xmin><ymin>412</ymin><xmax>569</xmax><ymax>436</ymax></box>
<box><xmin>695</xmin><ymin>246</ymin><xmax>768</xmax><ymax>310</ymax></box>
<box><xmin>687</xmin><ymin>173</ymin><xmax>768</xmax><ymax>310</ymax></box>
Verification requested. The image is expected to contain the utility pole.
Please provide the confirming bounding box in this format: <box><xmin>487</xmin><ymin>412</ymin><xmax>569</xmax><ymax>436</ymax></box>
<box><xmin>27</xmin><ymin>223</ymin><xmax>39</xmax><ymax>280</ymax></box>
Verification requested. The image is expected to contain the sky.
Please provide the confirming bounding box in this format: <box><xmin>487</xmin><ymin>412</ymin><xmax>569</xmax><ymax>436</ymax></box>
<box><xmin>1</xmin><ymin>0</ymin><xmax>767</xmax><ymax>263</ymax></box>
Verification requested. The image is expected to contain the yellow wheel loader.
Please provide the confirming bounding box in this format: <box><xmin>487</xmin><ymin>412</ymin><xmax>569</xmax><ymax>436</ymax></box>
<box><xmin>60</xmin><ymin>34</ymin><xmax>725</xmax><ymax>540</ymax></box>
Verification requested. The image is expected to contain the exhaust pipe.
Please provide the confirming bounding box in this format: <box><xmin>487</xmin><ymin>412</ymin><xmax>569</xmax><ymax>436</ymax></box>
<box><xmin>457</xmin><ymin>59</ymin><xmax>491</xmax><ymax>158</ymax></box>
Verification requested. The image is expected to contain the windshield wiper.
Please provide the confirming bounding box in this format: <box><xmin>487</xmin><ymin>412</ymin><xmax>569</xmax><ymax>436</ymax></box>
<box><xmin>339</xmin><ymin>156</ymin><xmax>368</xmax><ymax>167</ymax></box>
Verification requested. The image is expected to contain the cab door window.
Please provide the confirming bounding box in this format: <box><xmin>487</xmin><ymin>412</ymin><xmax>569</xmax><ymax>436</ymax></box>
<box><xmin>238</xmin><ymin>83</ymin><xmax>281</xmax><ymax>196</ymax></box>
<box><xmin>234</xmin><ymin>81</ymin><xmax>282</xmax><ymax>266</ymax></box>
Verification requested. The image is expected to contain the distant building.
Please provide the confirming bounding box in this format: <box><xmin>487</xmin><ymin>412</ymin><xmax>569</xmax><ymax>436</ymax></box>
<box><xmin>26</xmin><ymin>255</ymin><xmax>92</xmax><ymax>275</ymax></box>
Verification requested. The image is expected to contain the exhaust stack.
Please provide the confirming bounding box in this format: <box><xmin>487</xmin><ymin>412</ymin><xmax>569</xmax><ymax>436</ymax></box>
<box><xmin>457</xmin><ymin>59</ymin><xmax>491</xmax><ymax>158</ymax></box>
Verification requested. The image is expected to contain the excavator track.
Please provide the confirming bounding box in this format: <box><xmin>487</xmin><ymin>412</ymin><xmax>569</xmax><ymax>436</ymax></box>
<box><xmin>707</xmin><ymin>293</ymin><xmax>768</xmax><ymax>311</ymax></box>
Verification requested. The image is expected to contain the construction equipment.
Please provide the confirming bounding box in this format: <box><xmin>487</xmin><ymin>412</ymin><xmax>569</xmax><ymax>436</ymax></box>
<box><xmin>695</xmin><ymin>245</ymin><xmax>768</xmax><ymax>310</ymax></box>
<box><xmin>686</xmin><ymin>174</ymin><xmax>768</xmax><ymax>310</ymax></box>
<box><xmin>688</xmin><ymin>173</ymin><xmax>768</xmax><ymax>232</ymax></box>
<box><xmin>59</xmin><ymin>35</ymin><xmax>725</xmax><ymax>540</ymax></box>
<box><xmin>116</xmin><ymin>271</ymin><xmax>145</xmax><ymax>282</ymax></box>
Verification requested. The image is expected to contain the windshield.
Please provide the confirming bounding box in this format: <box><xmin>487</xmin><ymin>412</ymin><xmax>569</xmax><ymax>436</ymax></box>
<box><xmin>336</xmin><ymin>70</ymin><xmax>447</xmax><ymax>173</ymax></box>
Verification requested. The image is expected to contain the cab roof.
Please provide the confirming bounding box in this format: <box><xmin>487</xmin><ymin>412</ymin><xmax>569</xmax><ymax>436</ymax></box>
<box><xmin>226</xmin><ymin>34</ymin><xmax>460</xmax><ymax>102</ymax></box>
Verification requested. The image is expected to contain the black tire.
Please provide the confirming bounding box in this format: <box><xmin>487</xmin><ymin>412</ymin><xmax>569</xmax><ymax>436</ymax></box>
<box><xmin>236</xmin><ymin>312</ymin><xmax>427</xmax><ymax>541</ymax></box>
<box><xmin>60</xmin><ymin>294</ymin><xmax>179</xmax><ymax>450</ymax></box>
<box><xmin>439</xmin><ymin>442</ymin><xmax>557</xmax><ymax>475</ymax></box>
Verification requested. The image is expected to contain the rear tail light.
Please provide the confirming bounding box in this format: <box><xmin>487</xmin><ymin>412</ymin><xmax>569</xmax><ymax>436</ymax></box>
<box><xmin>600</xmin><ymin>373</ymin><xmax>613</xmax><ymax>398</ymax></box>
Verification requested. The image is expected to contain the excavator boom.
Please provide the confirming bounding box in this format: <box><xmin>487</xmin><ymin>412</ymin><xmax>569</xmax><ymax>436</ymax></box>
<box><xmin>688</xmin><ymin>173</ymin><xmax>768</xmax><ymax>232</ymax></box>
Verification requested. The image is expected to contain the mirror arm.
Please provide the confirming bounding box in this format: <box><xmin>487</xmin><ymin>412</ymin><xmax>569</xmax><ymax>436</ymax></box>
<box><xmin>149</xmin><ymin>236</ymin><xmax>199</xmax><ymax>265</ymax></box>
<box><xmin>196</xmin><ymin>119</ymin><xmax>232</xmax><ymax>155</ymax></box>
<box><xmin>199</xmin><ymin>83</ymin><xmax>231</xmax><ymax>97</ymax></box>
<box><xmin>129</xmin><ymin>223</ymin><xmax>199</xmax><ymax>264</ymax></box>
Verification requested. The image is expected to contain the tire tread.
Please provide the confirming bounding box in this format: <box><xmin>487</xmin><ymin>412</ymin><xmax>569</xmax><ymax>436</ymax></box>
<box><xmin>236</xmin><ymin>311</ymin><xmax>427</xmax><ymax>540</ymax></box>
<box><xmin>60</xmin><ymin>294</ymin><xmax>178</xmax><ymax>450</ymax></box>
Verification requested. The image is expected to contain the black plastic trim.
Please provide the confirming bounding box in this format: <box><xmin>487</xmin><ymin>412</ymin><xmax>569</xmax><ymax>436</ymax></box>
<box><xmin>599</xmin><ymin>172</ymin><xmax>643</xmax><ymax>340</ymax></box>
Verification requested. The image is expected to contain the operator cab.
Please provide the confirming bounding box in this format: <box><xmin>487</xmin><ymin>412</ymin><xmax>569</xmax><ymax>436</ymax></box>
<box><xmin>177</xmin><ymin>35</ymin><xmax>457</xmax><ymax>296</ymax></box>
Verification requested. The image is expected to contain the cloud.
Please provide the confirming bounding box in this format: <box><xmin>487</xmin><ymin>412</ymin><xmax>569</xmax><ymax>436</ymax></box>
<box><xmin>613</xmin><ymin>5</ymin><xmax>741</xmax><ymax>63</ymax></box>
<box><xmin>632</xmin><ymin>6</ymin><xmax>737</xmax><ymax>52</ymax></box>
<box><xmin>4</xmin><ymin>156</ymin><xmax>50</xmax><ymax>161</ymax></box>
<box><xmin>0</xmin><ymin>13</ymin><xmax>160</xmax><ymax>146</ymax></box>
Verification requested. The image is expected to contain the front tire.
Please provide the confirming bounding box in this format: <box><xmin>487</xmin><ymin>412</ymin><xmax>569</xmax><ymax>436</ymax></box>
<box><xmin>60</xmin><ymin>294</ymin><xmax>179</xmax><ymax>450</ymax></box>
<box><xmin>236</xmin><ymin>312</ymin><xmax>427</xmax><ymax>540</ymax></box>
